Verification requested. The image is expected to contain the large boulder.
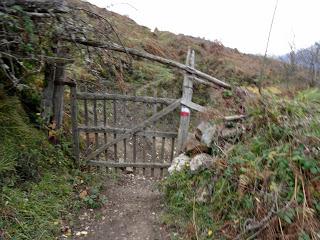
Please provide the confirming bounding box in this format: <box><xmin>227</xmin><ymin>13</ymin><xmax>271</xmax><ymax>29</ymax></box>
<box><xmin>184</xmin><ymin>134</ymin><xmax>209</xmax><ymax>156</ymax></box>
<box><xmin>190</xmin><ymin>153</ymin><xmax>216</xmax><ymax>172</ymax></box>
<box><xmin>195</xmin><ymin>121</ymin><xmax>217</xmax><ymax>147</ymax></box>
<box><xmin>168</xmin><ymin>154</ymin><xmax>190</xmax><ymax>174</ymax></box>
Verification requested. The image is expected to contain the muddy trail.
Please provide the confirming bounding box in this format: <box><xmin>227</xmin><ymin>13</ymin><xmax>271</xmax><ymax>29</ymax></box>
<box><xmin>73</xmin><ymin>174</ymin><xmax>171</xmax><ymax>240</ymax></box>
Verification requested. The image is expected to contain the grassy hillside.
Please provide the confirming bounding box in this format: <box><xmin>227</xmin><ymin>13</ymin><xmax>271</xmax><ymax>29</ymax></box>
<box><xmin>162</xmin><ymin>88</ymin><xmax>320</xmax><ymax>239</ymax></box>
<box><xmin>69</xmin><ymin>0</ymin><xmax>293</xmax><ymax>90</ymax></box>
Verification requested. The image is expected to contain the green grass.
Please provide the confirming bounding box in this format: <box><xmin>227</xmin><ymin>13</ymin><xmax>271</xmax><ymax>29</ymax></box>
<box><xmin>161</xmin><ymin>88</ymin><xmax>320</xmax><ymax>239</ymax></box>
<box><xmin>0</xmin><ymin>172</ymin><xmax>73</xmax><ymax>239</ymax></box>
<box><xmin>0</xmin><ymin>95</ymin><xmax>109</xmax><ymax>239</ymax></box>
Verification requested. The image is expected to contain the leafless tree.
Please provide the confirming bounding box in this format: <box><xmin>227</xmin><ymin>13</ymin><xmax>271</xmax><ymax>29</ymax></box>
<box><xmin>296</xmin><ymin>42</ymin><xmax>320</xmax><ymax>87</ymax></box>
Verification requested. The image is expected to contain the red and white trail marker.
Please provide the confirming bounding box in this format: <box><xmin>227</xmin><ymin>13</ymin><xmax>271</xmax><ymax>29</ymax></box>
<box><xmin>180</xmin><ymin>107</ymin><xmax>190</xmax><ymax>117</ymax></box>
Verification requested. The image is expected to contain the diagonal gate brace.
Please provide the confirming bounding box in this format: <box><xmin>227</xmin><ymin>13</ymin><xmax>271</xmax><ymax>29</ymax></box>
<box><xmin>85</xmin><ymin>99</ymin><xmax>181</xmax><ymax>161</ymax></box>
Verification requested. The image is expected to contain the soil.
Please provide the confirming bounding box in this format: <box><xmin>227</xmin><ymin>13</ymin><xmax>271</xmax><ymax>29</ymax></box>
<box><xmin>73</xmin><ymin>174</ymin><xmax>171</xmax><ymax>240</ymax></box>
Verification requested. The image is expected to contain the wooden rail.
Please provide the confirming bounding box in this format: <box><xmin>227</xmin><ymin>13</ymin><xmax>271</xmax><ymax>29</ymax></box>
<box><xmin>78</xmin><ymin>126</ymin><xmax>178</xmax><ymax>138</ymax></box>
<box><xmin>88</xmin><ymin>161</ymin><xmax>171</xmax><ymax>168</ymax></box>
<box><xmin>77</xmin><ymin>92</ymin><xmax>175</xmax><ymax>104</ymax></box>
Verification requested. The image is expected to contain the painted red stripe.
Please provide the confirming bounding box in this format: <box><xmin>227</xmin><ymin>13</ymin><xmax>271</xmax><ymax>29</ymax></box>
<box><xmin>180</xmin><ymin>112</ymin><xmax>190</xmax><ymax>117</ymax></box>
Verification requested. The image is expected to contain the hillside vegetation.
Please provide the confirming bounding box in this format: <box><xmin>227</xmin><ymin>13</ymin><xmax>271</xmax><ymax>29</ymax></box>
<box><xmin>0</xmin><ymin>0</ymin><xmax>318</xmax><ymax>239</ymax></box>
<box><xmin>162</xmin><ymin>89</ymin><xmax>320</xmax><ymax>239</ymax></box>
<box><xmin>69</xmin><ymin>0</ymin><xmax>290</xmax><ymax>89</ymax></box>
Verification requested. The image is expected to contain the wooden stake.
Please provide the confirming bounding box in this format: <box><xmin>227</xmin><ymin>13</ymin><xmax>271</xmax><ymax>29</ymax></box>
<box><xmin>177</xmin><ymin>49</ymin><xmax>194</xmax><ymax>153</ymax></box>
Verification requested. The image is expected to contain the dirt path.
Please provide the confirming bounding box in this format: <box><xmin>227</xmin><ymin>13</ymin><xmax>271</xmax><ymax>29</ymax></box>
<box><xmin>73</xmin><ymin>174</ymin><xmax>170</xmax><ymax>240</ymax></box>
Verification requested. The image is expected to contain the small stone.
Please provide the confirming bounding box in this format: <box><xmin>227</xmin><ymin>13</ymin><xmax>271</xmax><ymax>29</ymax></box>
<box><xmin>190</xmin><ymin>153</ymin><xmax>215</xmax><ymax>171</ymax></box>
<box><xmin>124</xmin><ymin>167</ymin><xmax>134</xmax><ymax>174</ymax></box>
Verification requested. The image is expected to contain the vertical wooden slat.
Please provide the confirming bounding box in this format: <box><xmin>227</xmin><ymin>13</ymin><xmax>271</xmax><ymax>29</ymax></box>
<box><xmin>93</xmin><ymin>98</ymin><xmax>99</xmax><ymax>160</ymax></box>
<box><xmin>160</xmin><ymin>137</ymin><xmax>165</xmax><ymax>177</ymax></box>
<box><xmin>133</xmin><ymin>134</ymin><xmax>137</xmax><ymax>173</ymax></box>
<box><xmin>84</xmin><ymin>88</ymin><xmax>90</xmax><ymax>154</ymax></box>
<box><xmin>70</xmin><ymin>85</ymin><xmax>80</xmax><ymax>168</ymax></box>
<box><xmin>52</xmin><ymin>61</ymin><xmax>66</xmax><ymax>130</ymax></box>
<box><xmin>103</xmin><ymin>99</ymin><xmax>107</xmax><ymax>161</ymax></box>
<box><xmin>151</xmin><ymin>136</ymin><xmax>156</xmax><ymax>177</ymax></box>
<box><xmin>170</xmin><ymin>137</ymin><xmax>175</xmax><ymax>162</ymax></box>
<box><xmin>142</xmin><ymin>135</ymin><xmax>146</xmax><ymax>175</ymax></box>
<box><xmin>160</xmin><ymin>137</ymin><xmax>165</xmax><ymax>161</ymax></box>
<box><xmin>113</xmin><ymin>100</ymin><xmax>118</xmax><ymax>171</ymax></box>
<box><xmin>152</xmin><ymin>89</ymin><xmax>157</xmax><ymax>177</ymax></box>
<box><xmin>153</xmin><ymin>89</ymin><xmax>157</xmax><ymax>127</ymax></box>
<box><xmin>123</xmin><ymin>96</ymin><xmax>127</xmax><ymax>121</ymax></box>
<box><xmin>177</xmin><ymin>48</ymin><xmax>194</xmax><ymax>153</ymax></box>
<box><xmin>161</xmin><ymin>103</ymin><xmax>166</xmax><ymax>130</ymax></box>
<box><xmin>123</xmin><ymin>138</ymin><xmax>127</xmax><ymax>163</ymax></box>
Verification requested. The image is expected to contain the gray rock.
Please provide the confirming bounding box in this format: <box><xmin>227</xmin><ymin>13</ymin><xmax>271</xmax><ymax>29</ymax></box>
<box><xmin>201</xmin><ymin>125</ymin><xmax>217</xmax><ymax>147</ymax></box>
<box><xmin>184</xmin><ymin>133</ymin><xmax>209</xmax><ymax>156</ymax></box>
<box><xmin>195</xmin><ymin>121</ymin><xmax>217</xmax><ymax>147</ymax></box>
<box><xmin>190</xmin><ymin>153</ymin><xmax>215</xmax><ymax>172</ymax></box>
<box><xmin>168</xmin><ymin>154</ymin><xmax>190</xmax><ymax>174</ymax></box>
<box><xmin>195</xmin><ymin>121</ymin><xmax>212</xmax><ymax>140</ymax></box>
<box><xmin>124</xmin><ymin>167</ymin><xmax>134</xmax><ymax>174</ymax></box>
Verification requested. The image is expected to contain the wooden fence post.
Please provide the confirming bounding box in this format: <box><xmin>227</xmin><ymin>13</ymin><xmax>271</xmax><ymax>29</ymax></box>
<box><xmin>53</xmin><ymin>61</ymin><xmax>66</xmax><ymax>129</ymax></box>
<box><xmin>70</xmin><ymin>83</ymin><xmax>80</xmax><ymax>167</ymax></box>
<box><xmin>177</xmin><ymin>48</ymin><xmax>195</xmax><ymax>153</ymax></box>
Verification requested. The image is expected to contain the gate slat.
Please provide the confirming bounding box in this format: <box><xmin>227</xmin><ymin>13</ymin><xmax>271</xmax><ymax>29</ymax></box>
<box><xmin>170</xmin><ymin>137</ymin><xmax>175</xmax><ymax>162</ymax></box>
<box><xmin>160</xmin><ymin>137</ymin><xmax>165</xmax><ymax>177</ymax></box>
<box><xmin>84</xmin><ymin>93</ymin><xmax>90</xmax><ymax>152</ymax></box>
<box><xmin>70</xmin><ymin>85</ymin><xmax>80</xmax><ymax>167</ymax></box>
<box><xmin>93</xmin><ymin>99</ymin><xmax>99</xmax><ymax>160</ymax></box>
<box><xmin>151</xmin><ymin>136</ymin><xmax>156</xmax><ymax>177</ymax></box>
<box><xmin>113</xmin><ymin>100</ymin><xmax>118</xmax><ymax>166</ymax></box>
<box><xmin>103</xmin><ymin>99</ymin><xmax>107</xmax><ymax>161</ymax></box>
<box><xmin>133</xmin><ymin>134</ymin><xmax>137</xmax><ymax>173</ymax></box>
<box><xmin>142</xmin><ymin>135</ymin><xmax>146</xmax><ymax>175</ymax></box>
<box><xmin>123</xmin><ymin>138</ymin><xmax>127</xmax><ymax>163</ymax></box>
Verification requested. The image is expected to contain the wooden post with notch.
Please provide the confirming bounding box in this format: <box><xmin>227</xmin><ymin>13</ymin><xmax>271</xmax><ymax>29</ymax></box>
<box><xmin>177</xmin><ymin>48</ymin><xmax>195</xmax><ymax>153</ymax></box>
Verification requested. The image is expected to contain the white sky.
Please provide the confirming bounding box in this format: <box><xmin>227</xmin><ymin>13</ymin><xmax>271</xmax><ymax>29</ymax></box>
<box><xmin>86</xmin><ymin>0</ymin><xmax>320</xmax><ymax>56</ymax></box>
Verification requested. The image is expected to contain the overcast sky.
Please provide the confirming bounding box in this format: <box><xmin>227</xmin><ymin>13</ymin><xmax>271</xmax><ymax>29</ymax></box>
<box><xmin>86</xmin><ymin>0</ymin><xmax>320</xmax><ymax>56</ymax></box>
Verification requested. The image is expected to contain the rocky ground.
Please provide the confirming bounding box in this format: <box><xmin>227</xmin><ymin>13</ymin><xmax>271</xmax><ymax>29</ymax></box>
<box><xmin>72</xmin><ymin>174</ymin><xmax>170</xmax><ymax>240</ymax></box>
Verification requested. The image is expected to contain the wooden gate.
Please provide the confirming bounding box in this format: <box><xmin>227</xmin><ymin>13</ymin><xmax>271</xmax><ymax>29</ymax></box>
<box><xmin>70</xmin><ymin>49</ymin><xmax>207</xmax><ymax>176</ymax></box>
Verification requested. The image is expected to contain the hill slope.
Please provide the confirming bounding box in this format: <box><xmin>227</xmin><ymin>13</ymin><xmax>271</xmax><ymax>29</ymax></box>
<box><xmin>69</xmin><ymin>0</ymin><xmax>286</xmax><ymax>87</ymax></box>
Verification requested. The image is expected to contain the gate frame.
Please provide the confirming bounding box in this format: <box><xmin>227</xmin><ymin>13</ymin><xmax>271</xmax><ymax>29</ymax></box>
<box><xmin>70</xmin><ymin>49</ymin><xmax>207</xmax><ymax>171</ymax></box>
